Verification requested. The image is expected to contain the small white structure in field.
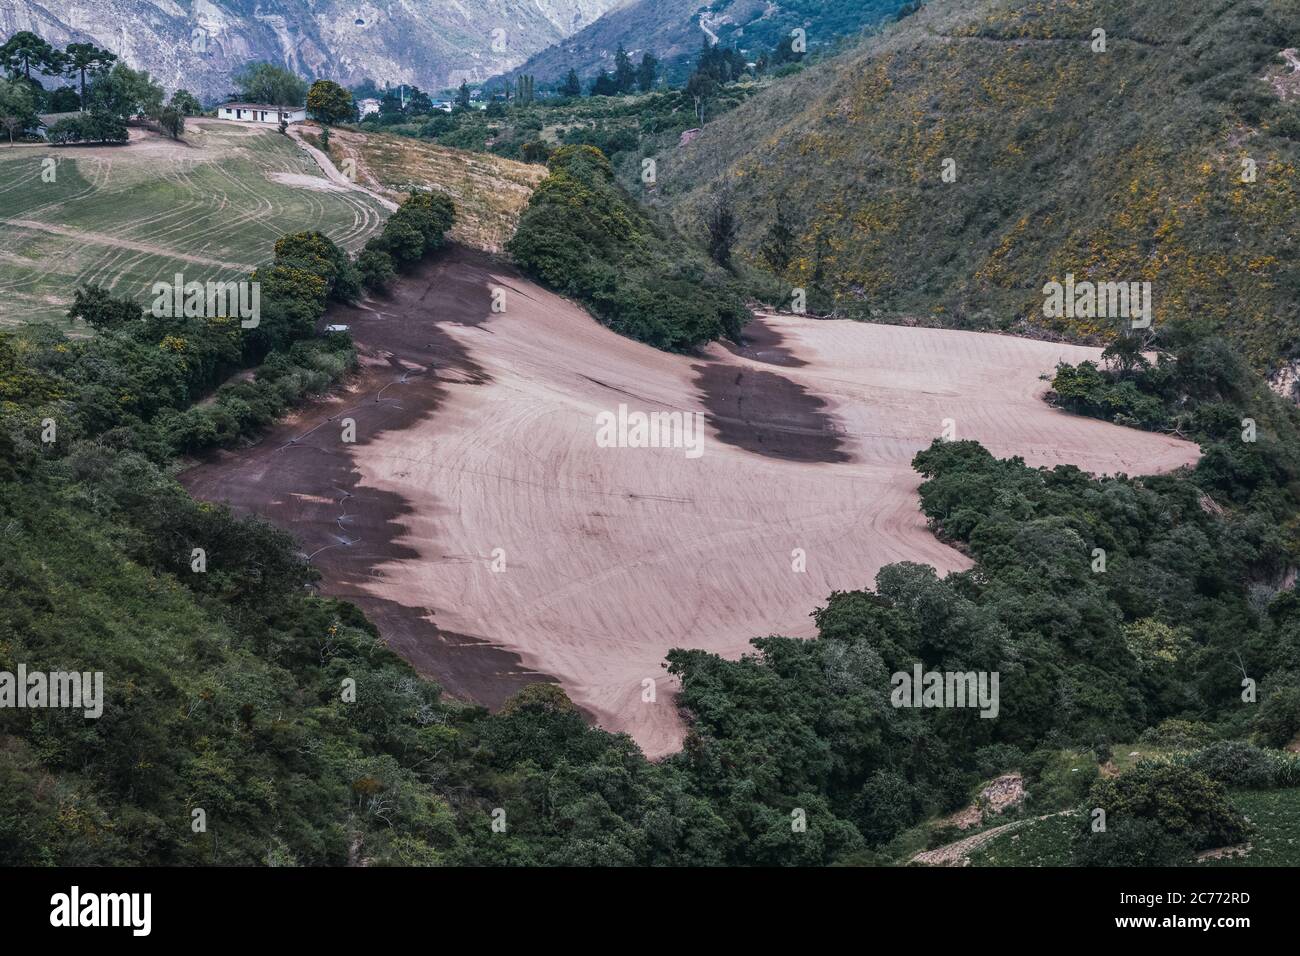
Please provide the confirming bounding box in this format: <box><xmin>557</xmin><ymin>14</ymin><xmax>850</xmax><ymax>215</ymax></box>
<box><xmin>218</xmin><ymin>103</ymin><xmax>307</xmax><ymax>124</ymax></box>
<box><xmin>358</xmin><ymin>98</ymin><xmax>381</xmax><ymax>117</ymax></box>
<box><xmin>324</xmin><ymin>324</ymin><xmax>350</xmax><ymax>333</ymax></box>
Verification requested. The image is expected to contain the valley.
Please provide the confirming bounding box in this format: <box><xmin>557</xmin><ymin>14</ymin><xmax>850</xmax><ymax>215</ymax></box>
<box><xmin>3</xmin><ymin>0</ymin><xmax>1300</xmax><ymax>881</ymax></box>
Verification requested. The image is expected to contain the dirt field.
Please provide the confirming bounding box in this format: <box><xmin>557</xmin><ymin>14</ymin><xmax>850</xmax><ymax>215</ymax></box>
<box><xmin>182</xmin><ymin>248</ymin><xmax>1200</xmax><ymax>758</ymax></box>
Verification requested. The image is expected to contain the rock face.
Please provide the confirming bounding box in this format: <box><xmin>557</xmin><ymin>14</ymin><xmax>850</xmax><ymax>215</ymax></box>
<box><xmin>0</xmin><ymin>0</ymin><xmax>627</xmax><ymax>100</ymax></box>
<box><xmin>492</xmin><ymin>0</ymin><xmax>906</xmax><ymax>87</ymax></box>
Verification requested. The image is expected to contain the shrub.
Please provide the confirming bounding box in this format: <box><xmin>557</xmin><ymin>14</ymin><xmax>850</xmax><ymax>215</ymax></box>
<box><xmin>1082</xmin><ymin>761</ymin><xmax>1250</xmax><ymax>853</ymax></box>
<box><xmin>1071</xmin><ymin>817</ymin><xmax>1192</xmax><ymax>866</ymax></box>
<box><xmin>1183</xmin><ymin>741</ymin><xmax>1278</xmax><ymax>790</ymax></box>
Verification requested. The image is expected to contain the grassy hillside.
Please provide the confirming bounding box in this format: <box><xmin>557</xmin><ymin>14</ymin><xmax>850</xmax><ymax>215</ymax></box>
<box><xmin>315</xmin><ymin>126</ymin><xmax>547</xmax><ymax>253</ymax></box>
<box><xmin>652</xmin><ymin>0</ymin><xmax>1300</xmax><ymax>368</ymax></box>
<box><xmin>0</xmin><ymin>120</ymin><xmax>389</xmax><ymax>329</ymax></box>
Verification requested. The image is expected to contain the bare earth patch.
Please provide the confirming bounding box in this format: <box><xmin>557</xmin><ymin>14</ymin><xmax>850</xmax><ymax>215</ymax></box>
<box><xmin>183</xmin><ymin>249</ymin><xmax>1200</xmax><ymax>759</ymax></box>
<box><xmin>944</xmin><ymin>774</ymin><xmax>1027</xmax><ymax>830</ymax></box>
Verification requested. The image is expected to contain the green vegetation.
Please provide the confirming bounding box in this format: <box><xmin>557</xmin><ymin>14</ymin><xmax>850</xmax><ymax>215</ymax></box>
<box><xmin>1200</xmin><ymin>788</ymin><xmax>1300</xmax><ymax>867</ymax></box>
<box><xmin>652</xmin><ymin>0</ymin><xmax>1300</xmax><ymax>367</ymax></box>
<box><xmin>366</xmin><ymin>82</ymin><xmax>758</xmax><ymax>181</ymax></box>
<box><xmin>6</xmin><ymin>254</ymin><xmax>1300</xmax><ymax>864</ymax></box>
<box><xmin>6</xmin><ymin>4</ymin><xmax>1300</xmax><ymax>867</ymax></box>
<box><xmin>232</xmin><ymin>62</ymin><xmax>307</xmax><ymax>108</ymax></box>
<box><xmin>356</xmin><ymin>190</ymin><xmax>456</xmax><ymax>293</ymax></box>
<box><xmin>307</xmin><ymin>80</ymin><xmax>355</xmax><ymax>126</ymax></box>
<box><xmin>507</xmin><ymin>144</ymin><xmax>750</xmax><ymax>350</ymax></box>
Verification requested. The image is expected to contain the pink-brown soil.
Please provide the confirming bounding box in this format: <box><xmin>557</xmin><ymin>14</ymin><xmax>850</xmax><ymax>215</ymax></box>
<box><xmin>182</xmin><ymin>247</ymin><xmax>1200</xmax><ymax>758</ymax></box>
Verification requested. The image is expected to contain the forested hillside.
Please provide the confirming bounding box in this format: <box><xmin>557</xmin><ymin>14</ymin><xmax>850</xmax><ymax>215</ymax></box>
<box><xmin>653</xmin><ymin>0</ymin><xmax>1300</xmax><ymax>367</ymax></box>
<box><xmin>6</xmin><ymin>0</ymin><xmax>1300</xmax><ymax>869</ymax></box>
<box><xmin>507</xmin><ymin>144</ymin><xmax>750</xmax><ymax>349</ymax></box>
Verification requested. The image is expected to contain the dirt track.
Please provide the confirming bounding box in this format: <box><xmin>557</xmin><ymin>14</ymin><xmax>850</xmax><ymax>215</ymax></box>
<box><xmin>182</xmin><ymin>247</ymin><xmax>1200</xmax><ymax>758</ymax></box>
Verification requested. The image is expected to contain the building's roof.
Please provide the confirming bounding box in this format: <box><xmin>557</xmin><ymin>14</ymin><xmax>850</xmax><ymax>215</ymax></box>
<box><xmin>219</xmin><ymin>103</ymin><xmax>305</xmax><ymax>111</ymax></box>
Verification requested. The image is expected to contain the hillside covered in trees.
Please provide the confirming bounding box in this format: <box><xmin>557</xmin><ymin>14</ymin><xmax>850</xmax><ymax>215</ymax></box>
<box><xmin>652</xmin><ymin>0</ymin><xmax>1300</xmax><ymax>368</ymax></box>
<box><xmin>5</xmin><ymin>0</ymin><xmax>1300</xmax><ymax>871</ymax></box>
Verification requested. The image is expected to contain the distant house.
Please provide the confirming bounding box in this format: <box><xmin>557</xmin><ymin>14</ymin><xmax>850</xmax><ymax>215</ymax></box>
<box><xmin>358</xmin><ymin>98</ymin><xmax>381</xmax><ymax>117</ymax></box>
<box><xmin>218</xmin><ymin>103</ymin><xmax>307</xmax><ymax>124</ymax></box>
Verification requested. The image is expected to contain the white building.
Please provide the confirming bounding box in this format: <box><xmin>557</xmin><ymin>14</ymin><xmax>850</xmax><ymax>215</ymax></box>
<box><xmin>218</xmin><ymin>103</ymin><xmax>307</xmax><ymax>124</ymax></box>
<box><xmin>358</xmin><ymin>98</ymin><xmax>381</xmax><ymax>117</ymax></box>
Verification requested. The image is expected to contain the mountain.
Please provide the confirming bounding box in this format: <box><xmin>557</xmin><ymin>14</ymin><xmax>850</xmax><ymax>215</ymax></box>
<box><xmin>0</xmin><ymin>0</ymin><xmax>627</xmax><ymax>100</ymax></box>
<box><xmin>649</xmin><ymin>0</ymin><xmax>1300</xmax><ymax>369</ymax></box>
<box><xmin>495</xmin><ymin>0</ymin><xmax>909</xmax><ymax>87</ymax></box>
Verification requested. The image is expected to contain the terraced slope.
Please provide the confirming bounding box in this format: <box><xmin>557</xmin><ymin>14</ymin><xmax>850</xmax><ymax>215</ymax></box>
<box><xmin>0</xmin><ymin>119</ymin><xmax>388</xmax><ymax>328</ymax></box>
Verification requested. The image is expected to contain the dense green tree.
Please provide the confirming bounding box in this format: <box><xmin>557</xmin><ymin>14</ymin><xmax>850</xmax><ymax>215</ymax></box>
<box><xmin>0</xmin><ymin>30</ymin><xmax>61</xmax><ymax>81</ymax></box>
<box><xmin>62</xmin><ymin>41</ymin><xmax>116</xmax><ymax>104</ymax></box>
<box><xmin>0</xmin><ymin>77</ymin><xmax>36</xmax><ymax>144</ymax></box>
<box><xmin>157</xmin><ymin>106</ymin><xmax>184</xmax><ymax>139</ymax></box>
<box><xmin>560</xmin><ymin>68</ymin><xmax>581</xmax><ymax>98</ymax></box>
<box><xmin>613</xmin><ymin>44</ymin><xmax>636</xmax><ymax>94</ymax></box>
<box><xmin>307</xmin><ymin>79</ymin><xmax>354</xmax><ymax>125</ymax></box>
<box><xmin>67</xmin><ymin>284</ymin><xmax>142</xmax><ymax>330</ymax></box>
<box><xmin>233</xmin><ymin>62</ymin><xmax>307</xmax><ymax>106</ymax></box>
<box><xmin>590</xmin><ymin>72</ymin><xmax>618</xmax><ymax>97</ymax></box>
<box><xmin>169</xmin><ymin>88</ymin><xmax>202</xmax><ymax>116</ymax></box>
<box><xmin>88</xmin><ymin>63</ymin><xmax>163</xmax><ymax>120</ymax></box>
<box><xmin>636</xmin><ymin>52</ymin><xmax>659</xmax><ymax>93</ymax></box>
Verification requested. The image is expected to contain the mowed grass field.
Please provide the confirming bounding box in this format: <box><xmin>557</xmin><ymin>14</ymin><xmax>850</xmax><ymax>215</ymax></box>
<box><xmin>0</xmin><ymin>119</ymin><xmax>389</xmax><ymax>328</ymax></box>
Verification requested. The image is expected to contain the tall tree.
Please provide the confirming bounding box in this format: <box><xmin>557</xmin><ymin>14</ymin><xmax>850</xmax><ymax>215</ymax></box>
<box><xmin>307</xmin><ymin>80</ymin><xmax>354</xmax><ymax>125</ymax></box>
<box><xmin>0</xmin><ymin>77</ymin><xmax>37</xmax><ymax>144</ymax></box>
<box><xmin>705</xmin><ymin>188</ymin><xmax>739</xmax><ymax>269</ymax></box>
<box><xmin>591</xmin><ymin>72</ymin><xmax>618</xmax><ymax>97</ymax></box>
<box><xmin>0</xmin><ymin>31</ymin><xmax>61</xmax><ymax>82</ymax></box>
<box><xmin>636</xmin><ymin>53</ymin><xmax>659</xmax><ymax>93</ymax></box>
<box><xmin>63</xmin><ymin>42</ymin><xmax>117</xmax><ymax>106</ymax></box>
<box><xmin>560</xmin><ymin>68</ymin><xmax>581</xmax><ymax>98</ymax></box>
<box><xmin>760</xmin><ymin>205</ymin><xmax>797</xmax><ymax>275</ymax></box>
<box><xmin>406</xmin><ymin>86</ymin><xmax>433</xmax><ymax>115</ymax></box>
<box><xmin>613</xmin><ymin>44</ymin><xmax>635</xmax><ymax>94</ymax></box>
<box><xmin>455</xmin><ymin>80</ymin><xmax>472</xmax><ymax>110</ymax></box>
<box><xmin>88</xmin><ymin>63</ymin><xmax>164</xmax><ymax>120</ymax></box>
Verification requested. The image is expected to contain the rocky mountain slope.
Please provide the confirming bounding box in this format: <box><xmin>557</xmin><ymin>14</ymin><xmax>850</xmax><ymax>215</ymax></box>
<box><xmin>0</xmin><ymin>0</ymin><xmax>627</xmax><ymax>100</ymax></box>
<box><xmin>494</xmin><ymin>0</ymin><xmax>907</xmax><ymax>86</ymax></box>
